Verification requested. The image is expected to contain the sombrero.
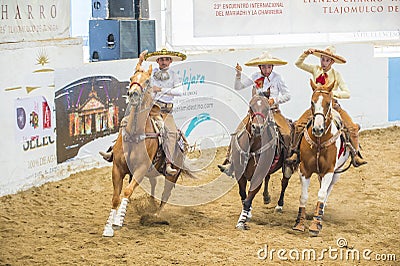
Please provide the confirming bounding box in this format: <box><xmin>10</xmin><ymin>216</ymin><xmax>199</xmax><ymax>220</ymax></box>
<box><xmin>244</xmin><ymin>51</ymin><xmax>287</xmax><ymax>67</ymax></box>
<box><xmin>312</xmin><ymin>46</ymin><xmax>346</xmax><ymax>64</ymax></box>
<box><xmin>144</xmin><ymin>48</ymin><xmax>187</xmax><ymax>62</ymax></box>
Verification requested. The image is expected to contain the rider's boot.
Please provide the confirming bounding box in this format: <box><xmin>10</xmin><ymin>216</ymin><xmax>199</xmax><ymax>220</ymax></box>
<box><xmin>348</xmin><ymin>133</ymin><xmax>367</xmax><ymax>167</ymax></box>
<box><xmin>166</xmin><ymin>163</ymin><xmax>178</xmax><ymax>175</ymax></box>
<box><xmin>286</xmin><ymin>129</ymin><xmax>302</xmax><ymax>165</ymax></box>
<box><xmin>218</xmin><ymin>159</ymin><xmax>233</xmax><ymax>176</ymax></box>
<box><xmin>218</xmin><ymin>149</ymin><xmax>234</xmax><ymax>176</ymax></box>
<box><xmin>99</xmin><ymin>146</ymin><xmax>113</xmax><ymax>162</ymax></box>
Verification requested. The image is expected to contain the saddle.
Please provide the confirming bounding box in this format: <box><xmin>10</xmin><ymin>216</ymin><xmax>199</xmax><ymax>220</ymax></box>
<box><xmin>149</xmin><ymin>105</ymin><xmax>188</xmax><ymax>176</ymax></box>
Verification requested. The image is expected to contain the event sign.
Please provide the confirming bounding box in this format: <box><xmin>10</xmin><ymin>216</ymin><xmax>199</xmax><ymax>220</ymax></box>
<box><xmin>0</xmin><ymin>0</ymin><xmax>70</xmax><ymax>43</ymax></box>
<box><xmin>194</xmin><ymin>0</ymin><xmax>400</xmax><ymax>37</ymax></box>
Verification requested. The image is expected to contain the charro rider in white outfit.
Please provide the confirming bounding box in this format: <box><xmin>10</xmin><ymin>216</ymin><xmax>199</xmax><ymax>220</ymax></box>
<box><xmin>144</xmin><ymin>48</ymin><xmax>187</xmax><ymax>175</ymax></box>
<box><xmin>218</xmin><ymin>51</ymin><xmax>292</xmax><ymax>174</ymax></box>
<box><xmin>100</xmin><ymin>48</ymin><xmax>187</xmax><ymax>176</ymax></box>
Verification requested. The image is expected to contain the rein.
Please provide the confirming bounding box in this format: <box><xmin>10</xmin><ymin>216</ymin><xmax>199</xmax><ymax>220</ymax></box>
<box><xmin>233</xmin><ymin>117</ymin><xmax>277</xmax><ymax>168</ymax></box>
<box><xmin>125</xmin><ymin>77</ymin><xmax>155</xmax><ymax>143</ymax></box>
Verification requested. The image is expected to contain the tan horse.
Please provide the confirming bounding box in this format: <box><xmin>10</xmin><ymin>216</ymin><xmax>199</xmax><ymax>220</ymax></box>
<box><xmin>292</xmin><ymin>80</ymin><xmax>351</xmax><ymax>236</ymax></box>
<box><xmin>102</xmin><ymin>62</ymin><xmax>189</xmax><ymax>237</ymax></box>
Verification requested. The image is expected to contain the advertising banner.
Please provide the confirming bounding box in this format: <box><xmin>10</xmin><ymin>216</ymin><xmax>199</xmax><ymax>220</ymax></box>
<box><xmin>0</xmin><ymin>0</ymin><xmax>70</xmax><ymax>43</ymax></box>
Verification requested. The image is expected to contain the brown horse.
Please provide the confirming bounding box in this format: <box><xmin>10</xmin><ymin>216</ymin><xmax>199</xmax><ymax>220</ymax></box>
<box><xmin>292</xmin><ymin>80</ymin><xmax>351</xmax><ymax>236</ymax></box>
<box><xmin>102</xmin><ymin>62</ymin><xmax>189</xmax><ymax>237</ymax></box>
<box><xmin>231</xmin><ymin>95</ymin><xmax>294</xmax><ymax>230</ymax></box>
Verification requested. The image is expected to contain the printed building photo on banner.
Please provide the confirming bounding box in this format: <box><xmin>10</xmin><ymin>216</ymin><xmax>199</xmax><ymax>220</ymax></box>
<box><xmin>55</xmin><ymin>76</ymin><xmax>129</xmax><ymax>163</ymax></box>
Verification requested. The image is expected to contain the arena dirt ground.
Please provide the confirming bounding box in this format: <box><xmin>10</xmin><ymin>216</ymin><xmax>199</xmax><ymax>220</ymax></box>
<box><xmin>1</xmin><ymin>126</ymin><xmax>399</xmax><ymax>265</ymax></box>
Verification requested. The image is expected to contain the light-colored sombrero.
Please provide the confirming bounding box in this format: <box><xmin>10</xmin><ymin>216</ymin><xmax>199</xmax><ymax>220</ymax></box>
<box><xmin>144</xmin><ymin>48</ymin><xmax>186</xmax><ymax>62</ymax></box>
<box><xmin>244</xmin><ymin>51</ymin><xmax>287</xmax><ymax>67</ymax></box>
<box><xmin>312</xmin><ymin>46</ymin><xmax>346</xmax><ymax>64</ymax></box>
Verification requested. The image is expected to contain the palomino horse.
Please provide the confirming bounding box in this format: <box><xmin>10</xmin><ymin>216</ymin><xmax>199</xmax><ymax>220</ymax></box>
<box><xmin>102</xmin><ymin>62</ymin><xmax>190</xmax><ymax>237</ymax></box>
<box><xmin>231</xmin><ymin>95</ymin><xmax>294</xmax><ymax>230</ymax></box>
<box><xmin>292</xmin><ymin>80</ymin><xmax>351</xmax><ymax>236</ymax></box>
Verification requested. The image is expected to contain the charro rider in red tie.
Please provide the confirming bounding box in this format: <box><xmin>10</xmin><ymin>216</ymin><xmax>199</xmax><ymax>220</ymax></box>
<box><xmin>218</xmin><ymin>51</ymin><xmax>292</xmax><ymax>174</ymax></box>
<box><xmin>286</xmin><ymin>46</ymin><xmax>367</xmax><ymax>167</ymax></box>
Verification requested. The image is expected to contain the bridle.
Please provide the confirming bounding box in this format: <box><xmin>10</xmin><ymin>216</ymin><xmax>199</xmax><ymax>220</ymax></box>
<box><xmin>306</xmin><ymin>89</ymin><xmax>343</xmax><ymax>174</ymax></box>
<box><xmin>311</xmin><ymin>90</ymin><xmax>333</xmax><ymax>136</ymax></box>
<box><xmin>125</xmin><ymin>72</ymin><xmax>152</xmax><ymax>136</ymax></box>
<box><xmin>251</xmin><ymin>112</ymin><xmax>266</xmax><ymax>120</ymax></box>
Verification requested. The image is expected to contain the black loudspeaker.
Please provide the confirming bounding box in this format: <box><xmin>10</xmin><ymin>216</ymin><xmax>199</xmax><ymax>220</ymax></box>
<box><xmin>138</xmin><ymin>19</ymin><xmax>156</xmax><ymax>54</ymax></box>
<box><xmin>92</xmin><ymin>0</ymin><xmax>135</xmax><ymax>19</ymax></box>
<box><xmin>89</xmin><ymin>19</ymin><xmax>139</xmax><ymax>61</ymax></box>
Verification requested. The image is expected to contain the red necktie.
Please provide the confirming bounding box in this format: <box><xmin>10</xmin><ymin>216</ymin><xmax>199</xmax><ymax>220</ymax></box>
<box><xmin>254</xmin><ymin>76</ymin><xmax>264</xmax><ymax>89</ymax></box>
<box><xmin>316</xmin><ymin>73</ymin><xmax>328</xmax><ymax>85</ymax></box>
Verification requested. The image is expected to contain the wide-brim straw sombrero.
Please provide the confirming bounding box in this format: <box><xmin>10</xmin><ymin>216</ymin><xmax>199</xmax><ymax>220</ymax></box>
<box><xmin>144</xmin><ymin>48</ymin><xmax>187</xmax><ymax>62</ymax></box>
<box><xmin>244</xmin><ymin>52</ymin><xmax>287</xmax><ymax>67</ymax></box>
<box><xmin>312</xmin><ymin>46</ymin><xmax>346</xmax><ymax>64</ymax></box>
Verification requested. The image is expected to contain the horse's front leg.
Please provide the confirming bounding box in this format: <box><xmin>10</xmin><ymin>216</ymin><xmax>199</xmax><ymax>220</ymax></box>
<box><xmin>103</xmin><ymin>165</ymin><xmax>125</xmax><ymax>237</ymax></box>
<box><xmin>112</xmin><ymin>165</ymin><xmax>148</xmax><ymax>229</ymax></box>
<box><xmin>309</xmin><ymin>172</ymin><xmax>334</xmax><ymax>237</ymax></box>
<box><xmin>238</xmin><ymin>176</ymin><xmax>247</xmax><ymax>203</ymax></box>
<box><xmin>236</xmin><ymin>183</ymin><xmax>261</xmax><ymax>230</ymax></box>
<box><xmin>262</xmin><ymin>175</ymin><xmax>271</xmax><ymax>204</ymax></box>
<box><xmin>293</xmin><ymin>173</ymin><xmax>310</xmax><ymax>232</ymax></box>
<box><xmin>275</xmin><ymin>176</ymin><xmax>290</xmax><ymax>213</ymax></box>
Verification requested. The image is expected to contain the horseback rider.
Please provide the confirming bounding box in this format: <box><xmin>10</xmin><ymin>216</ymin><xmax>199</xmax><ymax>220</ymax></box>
<box><xmin>144</xmin><ymin>48</ymin><xmax>187</xmax><ymax>175</ymax></box>
<box><xmin>100</xmin><ymin>48</ymin><xmax>187</xmax><ymax>176</ymax></box>
<box><xmin>218</xmin><ymin>51</ymin><xmax>292</xmax><ymax>174</ymax></box>
<box><xmin>286</xmin><ymin>46</ymin><xmax>367</xmax><ymax>167</ymax></box>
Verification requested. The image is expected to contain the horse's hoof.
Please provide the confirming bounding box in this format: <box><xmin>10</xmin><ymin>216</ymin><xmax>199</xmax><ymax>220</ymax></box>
<box><xmin>263</xmin><ymin>196</ymin><xmax>271</xmax><ymax>205</ymax></box>
<box><xmin>102</xmin><ymin>226</ymin><xmax>114</xmax><ymax>237</ymax></box>
<box><xmin>309</xmin><ymin>230</ymin><xmax>320</xmax><ymax>237</ymax></box>
<box><xmin>292</xmin><ymin>224</ymin><xmax>305</xmax><ymax>232</ymax></box>
<box><xmin>275</xmin><ymin>205</ymin><xmax>283</xmax><ymax>213</ymax></box>
<box><xmin>236</xmin><ymin>222</ymin><xmax>250</xmax><ymax>230</ymax></box>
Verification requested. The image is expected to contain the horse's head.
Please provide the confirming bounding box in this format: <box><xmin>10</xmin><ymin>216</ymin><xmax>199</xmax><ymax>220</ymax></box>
<box><xmin>248</xmin><ymin>95</ymin><xmax>271</xmax><ymax>136</ymax></box>
<box><xmin>128</xmin><ymin>63</ymin><xmax>153</xmax><ymax>104</ymax></box>
<box><xmin>310</xmin><ymin>79</ymin><xmax>335</xmax><ymax>137</ymax></box>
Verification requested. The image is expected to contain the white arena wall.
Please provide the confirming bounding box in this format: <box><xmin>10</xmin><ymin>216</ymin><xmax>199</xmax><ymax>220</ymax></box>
<box><xmin>0</xmin><ymin>41</ymin><xmax>397</xmax><ymax>197</ymax></box>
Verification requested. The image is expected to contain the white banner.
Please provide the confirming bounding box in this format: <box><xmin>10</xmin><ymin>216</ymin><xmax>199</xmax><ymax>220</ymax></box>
<box><xmin>0</xmin><ymin>0</ymin><xmax>70</xmax><ymax>43</ymax></box>
<box><xmin>194</xmin><ymin>0</ymin><xmax>400</xmax><ymax>37</ymax></box>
